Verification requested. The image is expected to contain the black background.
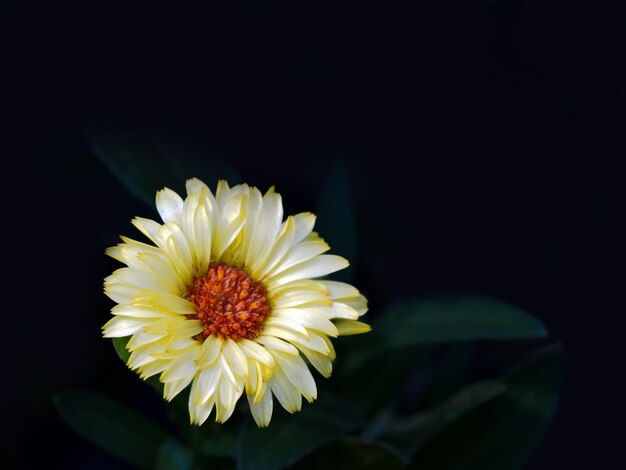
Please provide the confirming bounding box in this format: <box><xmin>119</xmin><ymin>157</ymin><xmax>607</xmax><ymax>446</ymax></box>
<box><xmin>5</xmin><ymin>1</ymin><xmax>624</xmax><ymax>468</ymax></box>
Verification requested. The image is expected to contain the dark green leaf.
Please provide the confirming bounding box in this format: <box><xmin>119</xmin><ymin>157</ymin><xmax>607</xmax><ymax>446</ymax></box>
<box><xmin>236</xmin><ymin>391</ymin><xmax>364</xmax><ymax>470</ymax></box>
<box><xmin>337</xmin><ymin>344</ymin><xmax>436</xmax><ymax>416</ymax></box>
<box><xmin>155</xmin><ymin>439</ymin><xmax>192</xmax><ymax>470</ymax></box>
<box><xmin>87</xmin><ymin>129</ymin><xmax>184</xmax><ymax>207</ymax></box>
<box><xmin>201</xmin><ymin>430</ymin><xmax>238</xmax><ymax>459</ymax></box>
<box><xmin>376</xmin><ymin>296</ymin><xmax>547</xmax><ymax>349</ymax></box>
<box><xmin>409</xmin><ymin>344</ymin><xmax>564</xmax><ymax>469</ymax></box>
<box><xmin>419</xmin><ymin>343</ymin><xmax>475</xmax><ymax>408</ymax></box>
<box><xmin>379</xmin><ymin>380</ymin><xmax>507</xmax><ymax>457</ymax></box>
<box><xmin>112</xmin><ymin>336</ymin><xmax>131</xmax><ymax>363</ymax></box>
<box><xmin>54</xmin><ymin>390</ymin><xmax>169</xmax><ymax>469</ymax></box>
<box><xmin>295</xmin><ymin>437</ymin><xmax>405</xmax><ymax>469</ymax></box>
<box><xmin>315</xmin><ymin>161</ymin><xmax>357</xmax><ymax>283</ymax></box>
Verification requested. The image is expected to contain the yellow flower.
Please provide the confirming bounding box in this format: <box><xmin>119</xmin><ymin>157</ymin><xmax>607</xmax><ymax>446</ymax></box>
<box><xmin>103</xmin><ymin>179</ymin><xmax>370</xmax><ymax>426</ymax></box>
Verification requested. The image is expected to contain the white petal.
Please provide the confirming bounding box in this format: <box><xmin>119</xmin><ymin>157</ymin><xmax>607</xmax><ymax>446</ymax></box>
<box><xmin>131</xmin><ymin>217</ymin><xmax>162</xmax><ymax>245</ymax></box>
<box><xmin>192</xmin><ymin>366</ymin><xmax>222</xmax><ymax>406</ymax></box>
<box><xmin>222</xmin><ymin>339</ymin><xmax>249</xmax><ymax>377</ymax></box>
<box><xmin>163</xmin><ymin>374</ymin><xmax>196</xmax><ymax>401</ymax></box>
<box><xmin>273</xmin><ymin>353</ymin><xmax>317</xmax><ymax>403</ymax></box>
<box><xmin>269</xmin><ymin>239</ymin><xmax>330</xmax><ymax>277</ymax></box>
<box><xmin>253</xmin><ymin>217</ymin><xmax>295</xmax><ymax>279</ymax></box>
<box><xmin>186</xmin><ymin>177</ymin><xmax>209</xmax><ymax>196</ymax></box>
<box><xmin>267</xmin><ymin>255</ymin><xmax>349</xmax><ymax>288</ymax></box>
<box><xmin>197</xmin><ymin>336</ymin><xmax>223</xmax><ymax>368</ymax></box>
<box><xmin>245</xmin><ymin>191</ymin><xmax>284</xmax><ymax>273</ymax></box>
<box><xmin>132</xmin><ymin>293</ymin><xmax>196</xmax><ymax>315</ymax></box>
<box><xmin>298</xmin><ymin>347</ymin><xmax>333</xmax><ymax>378</ymax></box>
<box><xmin>343</xmin><ymin>294</ymin><xmax>369</xmax><ymax>316</ymax></box>
<box><xmin>292</xmin><ymin>212</ymin><xmax>316</xmax><ymax>244</ymax></box>
<box><xmin>215</xmin><ymin>377</ymin><xmax>243</xmax><ymax>423</ymax></box>
<box><xmin>111</xmin><ymin>304</ymin><xmax>176</xmax><ymax>319</ymax></box>
<box><xmin>272</xmin><ymin>308</ymin><xmax>339</xmax><ymax>337</ymax></box>
<box><xmin>248</xmin><ymin>385</ymin><xmax>273</xmax><ymax>427</ymax></box>
<box><xmin>156</xmin><ymin>187</ymin><xmax>184</xmax><ymax>225</ymax></box>
<box><xmin>102</xmin><ymin>316</ymin><xmax>146</xmax><ymax>337</ymax></box>
<box><xmin>256</xmin><ymin>335</ymin><xmax>299</xmax><ymax>356</ymax></box>
<box><xmin>269</xmin><ymin>364</ymin><xmax>302</xmax><ymax>413</ymax></box>
<box><xmin>161</xmin><ymin>346</ymin><xmax>201</xmax><ymax>383</ymax></box>
<box><xmin>270</xmin><ymin>287</ymin><xmax>330</xmax><ymax>309</ymax></box>
<box><xmin>138</xmin><ymin>359</ymin><xmax>170</xmax><ymax>379</ymax></box>
<box><xmin>237</xmin><ymin>339</ymin><xmax>275</xmax><ymax>367</ymax></box>
<box><xmin>189</xmin><ymin>394</ymin><xmax>215</xmax><ymax>425</ymax></box>
<box><xmin>264</xmin><ymin>318</ymin><xmax>310</xmax><ymax>338</ymax></box>
<box><xmin>318</xmin><ymin>280</ymin><xmax>360</xmax><ymax>300</ymax></box>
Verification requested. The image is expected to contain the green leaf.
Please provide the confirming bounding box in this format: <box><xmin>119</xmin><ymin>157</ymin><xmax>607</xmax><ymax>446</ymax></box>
<box><xmin>236</xmin><ymin>391</ymin><xmax>364</xmax><ymax>470</ymax></box>
<box><xmin>54</xmin><ymin>390</ymin><xmax>169</xmax><ymax>469</ymax></box>
<box><xmin>155</xmin><ymin>439</ymin><xmax>192</xmax><ymax>470</ymax></box>
<box><xmin>295</xmin><ymin>437</ymin><xmax>405</xmax><ymax>469</ymax></box>
<box><xmin>419</xmin><ymin>343</ymin><xmax>475</xmax><ymax>408</ymax></box>
<box><xmin>378</xmin><ymin>380</ymin><xmax>507</xmax><ymax>457</ymax></box>
<box><xmin>315</xmin><ymin>161</ymin><xmax>358</xmax><ymax>283</ymax></box>
<box><xmin>337</xmin><ymin>344</ymin><xmax>436</xmax><ymax>416</ymax></box>
<box><xmin>87</xmin><ymin>129</ymin><xmax>184</xmax><ymax>207</ymax></box>
<box><xmin>112</xmin><ymin>336</ymin><xmax>131</xmax><ymax>363</ymax></box>
<box><xmin>376</xmin><ymin>296</ymin><xmax>547</xmax><ymax>349</ymax></box>
<box><xmin>409</xmin><ymin>344</ymin><xmax>564</xmax><ymax>469</ymax></box>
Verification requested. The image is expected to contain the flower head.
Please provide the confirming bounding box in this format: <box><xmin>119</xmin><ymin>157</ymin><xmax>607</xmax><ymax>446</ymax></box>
<box><xmin>103</xmin><ymin>179</ymin><xmax>370</xmax><ymax>426</ymax></box>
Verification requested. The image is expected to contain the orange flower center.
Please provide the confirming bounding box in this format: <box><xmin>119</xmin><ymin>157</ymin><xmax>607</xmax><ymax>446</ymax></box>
<box><xmin>187</xmin><ymin>263</ymin><xmax>270</xmax><ymax>341</ymax></box>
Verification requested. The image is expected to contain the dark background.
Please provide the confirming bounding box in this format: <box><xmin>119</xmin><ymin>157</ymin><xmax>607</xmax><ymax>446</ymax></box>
<box><xmin>5</xmin><ymin>1</ymin><xmax>624</xmax><ymax>468</ymax></box>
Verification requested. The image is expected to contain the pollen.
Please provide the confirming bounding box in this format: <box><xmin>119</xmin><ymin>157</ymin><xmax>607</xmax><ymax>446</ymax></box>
<box><xmin>187</xmin><ymin>263</ymin><xmax>270</xmax><ymax>341</ymax></box>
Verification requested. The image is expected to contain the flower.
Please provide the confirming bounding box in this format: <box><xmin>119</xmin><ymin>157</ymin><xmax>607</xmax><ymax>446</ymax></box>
<box><xmin>103</xmin><ymin>179</ymin><xmax>370</xmax><ymax>426</ymax></box>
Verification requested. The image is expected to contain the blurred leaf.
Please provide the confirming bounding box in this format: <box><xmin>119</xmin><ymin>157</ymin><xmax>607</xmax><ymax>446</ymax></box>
<box><xmin>409</xmin><ymin>344</ymin><xmax>564</xmax><ymax>469</ymax></box>
<box><xmin>376</xmin><ymin>296</ymin><xmax>547</xmax><ymax>350</ymax></box>
<box><xmin>155</xmin><ymin>439</ymin><xmax>192</xmax><ymax>470</ymax></box>
<box><xmin>54</xmin><ymin>390</ymin><xmax>169</xmax><ymax>469</ymax></box>
<box><xmin>112</xmin><ymin>336</ymin><xmax>131</xmax><ymax>363</ymax></box>
<box><xmin>296</xmin><ymin>437</ymin><xmax>405</xmax><ymax>469</ymax></box>
<box><xmin>201</xmin><ymin>430</ymin><xmax>238</xmax><ymax>458</ymax></box>
<box><xmin>236</xmin><ymin>391</ymin><xmax>364</xmax><ymax>470</ymax></box>
<box><xmin>315</xmin><ymin>161</ymin><xmax>357</xmax><ymax>283</ymax></box>
<box><xmin>152</xmin><ymin>134</ymin><xmax>240</xmax><ymax>189</ymax></box>
<box><xmin>419</xmin><ymin>343</ymin><xmax>475</xmax><ymax>409</ymax></box>
<box><xmin>379</xmin><ymin>380</ymin><xmax>507</xmax><ymax>457</ymax></box>
<box><xmin>337</xmin><ymin>344</ymin><xmax>436</xmax><ymax>416</ymax></box>
<box><xmin>87</xmin><ymin>129</ymin><xmax>184</xmax><ymax>207</ymax></box>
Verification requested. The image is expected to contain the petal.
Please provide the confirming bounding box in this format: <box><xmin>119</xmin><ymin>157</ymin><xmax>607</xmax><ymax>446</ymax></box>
<box><xmin>161</xmin><ymin>346</ymin><xmax>201</xmax><ymax>383</ymax></box>
<box><xmin>318</xmin><ymin>280</ymin><xmax>360</xmax><ymax>300</ymax></box>
<box><xmin>237</xmin><ymin>338</ymin><xmax>275</xmax><ymax>367</ymax></box>
<box><xmin>247</xmin><ymin>384</ymin><xmax>273</xmax><ymax>428</ymax></box>
<box><xmin>269</xmin><ymin>239</ymin><xmax>330</xmax><ymax>277</ymax></box>
<box><xmin>273</xmin><ymin>353</ymin><xmax>317</xmax><ymax>403</ymax></box>
<box><xmin>222</xmin><ymin>339</ymin><xmax>249</xmax><ymax>377</ymax></box>
<box><xmin>269</xmin><ymin>364</ymin><xmax>302</xmax><ymax>413</ymax></box>
<box><xmin>156</xmin><ymin>187</ymin><xmax>184</xmax><ymax>225</ymax></box>
<box><xmin>292</xmin><ymin>212</ymin><xmax>316</xmax><ymax>244</ymax></box>
<box><xmin>256</xmin><ymin>335</ymin><xmax>299</xmax><ymax>356</ymax></box>
<box><xmin>271</xmin><ymin>308</ymin><xmax>339</xmax><ymax>337</ymax></box>
<box><xmin>197</xmin><ymin>335</ymin><xmax>223</xmax><ymax>368</ymax></box>
<box><xmin>102</xmin><ymin>316</ymin><xmax>146</xmax><ymax>337</ymax></box>
<box><xmin>267</xmin><ymin>255</ymin><xmax>349</xmax><ymax>288</ymax></box>
<box><xmin>192</xmin><ymin>366</ymin><xmax>222</xmax><ymax>406</ymax></box>
<box><xmin>334</xmin><ymin>320</ymin><xmax>372</xmax><ymax>336</ymax></box>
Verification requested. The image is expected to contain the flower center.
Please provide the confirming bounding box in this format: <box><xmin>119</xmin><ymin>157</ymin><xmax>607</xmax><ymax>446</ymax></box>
<box><xmin>187</xmin><ymin>263</ymin><xmax>270</xmax><ymax>341</ymax></box>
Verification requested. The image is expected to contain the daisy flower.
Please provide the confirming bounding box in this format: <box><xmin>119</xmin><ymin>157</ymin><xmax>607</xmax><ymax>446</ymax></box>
<box><xmin>103</xmin><ymin>179</ymin><xmax>370</xmax><ymax>426</ymax></box>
